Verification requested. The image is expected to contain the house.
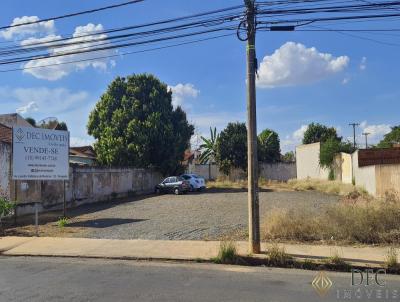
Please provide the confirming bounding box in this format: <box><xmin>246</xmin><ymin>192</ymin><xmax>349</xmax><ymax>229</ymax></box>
<box><xmin>0</xmin><ymin>113</ymin><xmax>33</xmax><ymax>128</ymax></box>
<box><xmin>69</xmin><ymin>146</ymin><xmax>96</xmax><ymax>166</ymax></box>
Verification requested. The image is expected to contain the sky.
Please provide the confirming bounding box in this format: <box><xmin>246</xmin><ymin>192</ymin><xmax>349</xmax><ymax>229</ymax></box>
<box><xmin>0</xmin><ymin>0</ymin><xmax>399</xmax><ymax>153</ymax></box>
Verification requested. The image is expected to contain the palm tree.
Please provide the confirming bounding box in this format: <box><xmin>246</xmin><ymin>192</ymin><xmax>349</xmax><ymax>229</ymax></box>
<box><xmin>199</xmin><ymin>127</ymin><xmax>219</xmax><ymax>164</ymax></box>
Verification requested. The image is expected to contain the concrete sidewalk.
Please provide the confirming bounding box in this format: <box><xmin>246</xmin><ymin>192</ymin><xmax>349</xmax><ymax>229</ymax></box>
<box><xmin>0</xmin><ymin>236</ymin><xmax>397</xmax><ymax>266</ymax></box>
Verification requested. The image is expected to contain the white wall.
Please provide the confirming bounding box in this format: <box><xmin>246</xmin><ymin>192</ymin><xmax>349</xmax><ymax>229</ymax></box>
<box><xmin>352</xmin><ymin>150</ymin><xmax>376</xmax><ymax>196</ymax></box>
<box><xmin>296</xmin><ymin>142</ymin><xmax>329</xmax><ymax>180</ymax></box>
<box><xmin>0</xmin><ymin>142</ymin><xmax>11</xmax><ymax>199</ymax></box>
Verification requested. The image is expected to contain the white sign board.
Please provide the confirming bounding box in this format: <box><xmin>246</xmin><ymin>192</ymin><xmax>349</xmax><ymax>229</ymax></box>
<box><xmin>12</xmin><ymin>127</ymin><xmax>69</xmax><ymax>180</ymax></box>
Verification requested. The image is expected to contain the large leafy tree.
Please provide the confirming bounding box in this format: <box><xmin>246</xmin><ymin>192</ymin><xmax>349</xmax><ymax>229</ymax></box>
<box><xmin>87</xmin><ymin>74</ymin><xmax>194</xmax><ymax>175</ymax></box>
<box><xmin>302</xmin><ymin>122</ymin><xmax>340</xmax><ymax>144</ymax></box>
<box><xmin>258</xmin><ymin>129</ymin><xmax>280</xmax><ymax>163</ymax></box>
<box><xmin>199</xmin><ymin>127</ymin><xmax>219</xmax><ymax>164</ymax></box>
<box><xmin>378</xmin><ymin>126</ymin><xmax>400</xmax><ymax>148</ymax></box>
<box><xmin>216</xmin><ymin>122</ymin><xmax>247</xmax><ymax>174</ymax></box>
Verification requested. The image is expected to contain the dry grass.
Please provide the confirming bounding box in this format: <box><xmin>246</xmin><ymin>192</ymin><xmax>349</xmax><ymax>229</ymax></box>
<box><xmin>287</xmin><ymin>178</ymin><xmax>367</xmax><ymax>196</ymax></box>
<box><xmin>385</xmin><ymin>247</ymin><xmax>399</xmax><ymax>270</ymax></box>
<box><xmin>208</xmin><ymin>177</ymin><xmax>369</xmax><ymax>195</ymax></box>
<box><xmin>263</xmin><ymin>190</ymin><xmax>400</xmax><ymax>245</ymax></box>
<box><xmin>267</xmin><ymin>244</ymin><xmax>293</xmax><ymax>266</ymax></box>
<box><xmin>207</xmin><ymin>178</ymin><xmax>293</xmax><ymax>192</ymax></box>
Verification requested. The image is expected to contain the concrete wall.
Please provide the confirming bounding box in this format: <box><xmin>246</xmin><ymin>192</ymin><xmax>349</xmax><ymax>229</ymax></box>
<box><xmin>352</xmin><ymin>150</ymin><xmax>376</xmax><ymax>196</ymax></box>
<box><xmin>296</xmin><ymin>142</ymin><xmax>329</xmax><ymax>180</ymax></box>
<box><xmin>0</xmin><ymin>142</ymin><xmax>11</xmax><ymax>198</ymax></box>
<box><xmin>333</xmin><ymin>152</ymin><xmax>353</xmax><ymax>184</ymax></box>
<box><xmin>187</xmin><ymin>162</ymin><xmax>296</xmax><ymax>182</ymax></box>
<box><xmin>2</xmin><ymin>155</ymin><xmax>163</xmax><ymax>215</ymax></box>
<box><xmin>375</xmin><ymin>164</ymin><xmax>400</xmax><ymax>197</ymax></box>
<box><xmin>259</xmin><ymin>162</ymin><xmax>296</xmax><ymax>181</ymax></box>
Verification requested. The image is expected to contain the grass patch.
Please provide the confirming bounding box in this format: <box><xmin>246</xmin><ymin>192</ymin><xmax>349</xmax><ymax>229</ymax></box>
<box><xmin>264</xmin><ymin>191</ymin><xmax>400</xmax><ymax>245</ymax></box>
<box><xmin>324</xmin><ymin>251</ymin><xmax>351</xmax><ymax>271</ymax></box>
<box><xmin>385</xmin><ymin>247</ymin><xmax>400</xmax><ymax>273</ymax></box>
<box><xmin>287</xmin><ymin>178</ymin><xmax>367</xmax><ymax>196</ymax></box>
<box><xmin>57</xmin><ymin>217</ymin><xmax>68</xmax><ymax>228</ymax></box>
<box><xmin>268</xmin><ymin>244</ymin><xmax>293</xmax><ymax>266</ymax></box>
<box><xmin>213</xmin><ymin>241</ymin><xmax>239</xmax><ymax>264</ymax></box>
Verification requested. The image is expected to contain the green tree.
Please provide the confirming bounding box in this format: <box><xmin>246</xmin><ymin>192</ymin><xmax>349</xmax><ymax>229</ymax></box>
<box><xmin>302</xmin><ymin>122</ymin><xmax>340</xmax><ymax>144</ymax></box>
<box><xmin>258</xmin><ymin>129</ymin><xmax>280</xmax><ymax>163</ymax></box>
<box><xmin>378</xmin><ymin>126</ymin><xmax>400</xmax><ymax>148</ymax></box>
<box><xmin>319</xmin><ymin>138</ymin><xmax>354</xmax><ymax>180</ymax></box>
<box><xmin>25</xmin><ymin>117</ymin><xmax>36</xmax><ymax>127</ymax></box>
<box><xmin>55</xmin><ymin>122</ymin><xmax>68</xmax><ymax>131</ymax></box>
<box><xmin>216</xmin><ymin>122</ymin><xmax>247</xmax><ymax>175</ymax></box>
<box><xmin>87</xmin><ymin>74</ymin><xmax>194</xmax><ymax>175</ymax></box>
<box><xmin>199</xmin><ymin>127</ymin><xmax>219</xmax><ymax>164</ymax></box>
<box><xmin>282</xmin><ymin>151</ymin><xmax>295</xmax><ymax>163</ymax></box>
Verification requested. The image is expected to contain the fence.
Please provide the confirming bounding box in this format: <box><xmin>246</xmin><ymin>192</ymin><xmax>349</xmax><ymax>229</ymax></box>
<box><xmin>187</xmin><ymin>162</ymin><xmax>296</xmax><ymax>181</ymax></box>
<box><xmin>9</xmin><ymin>166</ymin><xmax>162</xmax><ymax>216</ymax></box>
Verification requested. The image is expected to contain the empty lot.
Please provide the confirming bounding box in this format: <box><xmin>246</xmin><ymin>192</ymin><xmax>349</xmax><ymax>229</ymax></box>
<box><xmin>7</xmin><ymin>188</ymin><xmax>339</xmax><ymax>240</ymax></box>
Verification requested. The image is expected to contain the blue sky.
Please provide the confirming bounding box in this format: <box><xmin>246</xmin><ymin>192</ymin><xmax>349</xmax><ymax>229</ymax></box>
<box><xmin>0</xmin><ymin>0</ymin><xmax>399</xmax><ymax>152</ymax></box>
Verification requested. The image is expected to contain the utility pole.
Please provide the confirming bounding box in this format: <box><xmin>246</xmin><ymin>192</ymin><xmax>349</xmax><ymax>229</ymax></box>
<box><xmin>244</xmin><ymin>0</ymin><xmax>260</xmax><ymax>254</ymax></box>
<box><xmin>349</xmin><ymin>123</ymin><xmax>360</xmax><ymax>149</ymax></box>
<box><xmin>362</xmin><ymin>132</ymin><xmax>370</xmax><ymax>149</ymax></box>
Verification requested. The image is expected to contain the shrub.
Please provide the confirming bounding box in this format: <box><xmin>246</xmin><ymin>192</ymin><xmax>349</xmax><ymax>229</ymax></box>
<box><xmin>264</xmin><ymin>192</ymin><xmax>400</xmax><ymax>245</ymax></box>
<box><xmin>385</xmin><ymin>247</ymin><xmax>399</xmax><ymax>271</ymax></box>
<box><xmin>214</xmin><ymin>241</ymin><xmax>238</xmax><ymax>264</ymax></box>
<box><xmin>268</xmin><ymin>244</ymin><xmax>293</xmax><ymax>266</ymax></box>
<box><xmin>57</xmin><ymin>217</ymin><xmax>68</xmax><ymax>228</ymax></box>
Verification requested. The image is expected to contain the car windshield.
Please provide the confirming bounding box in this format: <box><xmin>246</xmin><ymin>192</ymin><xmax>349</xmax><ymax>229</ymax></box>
<box><xmin>178</xmin><ymin>177</ymin><xmax>185</xmax><ymax>181</ymax></box>
<box><xmin>191</xmin><ymin>174</ymin><xmax>199</xmax><ymax>178</ymax></box>
<box><xmin>181</xmin><ymin>175</ymin><xmax>191</xmax><ymax>180</ymax></box>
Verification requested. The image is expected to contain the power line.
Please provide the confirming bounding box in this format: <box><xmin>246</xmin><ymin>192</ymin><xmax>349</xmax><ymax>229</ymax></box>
<box><xmin>0</xmin><ymin>0</ymin><xmax>145</xmax><ymax>31</ymax></box>
<box><xmin>0</xmin><ymin>33</ymin><xmax>234</xmax><ymax>73</ymax></box>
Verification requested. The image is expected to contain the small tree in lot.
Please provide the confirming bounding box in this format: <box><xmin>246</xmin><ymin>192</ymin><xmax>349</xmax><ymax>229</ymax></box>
<box><xmin>199</xmin><ymin>127</ymin><xmax>219</xmax><ymax>164</ymax></box>
<box><xmin>258</xmin><ymin>129</ymin><xmax>281</xmax><ymax>163</ymax></box>
<box><xmin>302</xmin><ymin>123</ymin><xmax>340</xmax><ymax>145</ymax></box>
<box><xmin>216</xmin><ymin>122</ymin><xmax>248</xmax><ymax>175</ymax></box>
<box><xmin>0</xmin><ymin>190</ymin><xmax>15</xmax><ymax>235</ymax></box>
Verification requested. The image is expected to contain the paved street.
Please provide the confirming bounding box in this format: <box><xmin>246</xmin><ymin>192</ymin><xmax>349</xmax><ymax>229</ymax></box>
<box><xmin>1</xmin><ymin>256</ymin><xmax>399</xmax><ymax>302</ymax></box>
<box><xmin>9</xmin><ymin>189</ymin><xmax>339</xmax><ymax>240</ymax></box>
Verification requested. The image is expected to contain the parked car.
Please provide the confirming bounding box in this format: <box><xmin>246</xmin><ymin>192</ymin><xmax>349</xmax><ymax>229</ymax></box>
<box><xmin>180</xmin><ymin>174</ymin><xmax>206</xmax><ymax>192</ymax></box>
<box><xmin>155</xmin><ymin>176</ymin><xmax>190</xmax><ymax>195</ymax></box>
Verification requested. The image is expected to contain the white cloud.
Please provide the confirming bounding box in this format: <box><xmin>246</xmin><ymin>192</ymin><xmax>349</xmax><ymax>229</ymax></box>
<box><xmin>20</xmin><ymin>34</ymin><xmax>61</xmax><ymax>47</ymax></box>
<box><xmin>342</xmin><ymin>77</ymin><xmax>350</xmax><ymax>85</ymax></box>
<box><xmin>360</xmin><ymin>120</ymin><xmax>391</xmax><ymax>143</ymax></box>
<box><xmin>22</xmin><ymin>23</ymin><xmax>115</xmax><ymax>81</ymax></box>
<box><xmin>0</xmin><ymin>86</ymin><xmax>97</xmax><ymax>149</ymax></box>
<box><xmin>293</xmin><ymin>124</ymin><xmax>308</xmax><ymax>141</ymax></box>
<box><xmin>0</xmin><ymin>16</ymin><xmax>54</xmax><ymax>40</ymax></box>
<box><xmin>360</xmin><ymin>57</ymin><xmax>367</xmax><ymax>71</ymax></box>
<box><xmin>16</xmin><ymin>101</ymin><xmax>39</xmax><ymax>115</ymax></box>
<box><xmin>257</xmin><ymin>42</ymin><xmax>349</xmax><ymax>88</ymax></box>
<box><xmin>168</xmin><ymin>83</ymin><xmax>200</xmax><ymax>108</ymax></box>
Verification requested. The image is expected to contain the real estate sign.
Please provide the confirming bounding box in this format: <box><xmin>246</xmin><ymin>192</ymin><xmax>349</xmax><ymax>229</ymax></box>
<box><xmin>12</xmin><ymin>127</ymin><xmax>69</xmax><ymax>180</ymax></box>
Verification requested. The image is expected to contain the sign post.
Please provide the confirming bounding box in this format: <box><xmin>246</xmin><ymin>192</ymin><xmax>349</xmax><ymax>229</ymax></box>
<box><xmin>12</xmin><ymin>127</ymin><xmax>69</xmax><ymax>236</ymax></box>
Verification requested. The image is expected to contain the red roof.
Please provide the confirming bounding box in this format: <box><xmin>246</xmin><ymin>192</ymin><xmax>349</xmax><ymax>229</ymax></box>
<box><xmin>0</xmin><ymin>123</ymin><xmax>12</xmax><ymax>144</ymax></box>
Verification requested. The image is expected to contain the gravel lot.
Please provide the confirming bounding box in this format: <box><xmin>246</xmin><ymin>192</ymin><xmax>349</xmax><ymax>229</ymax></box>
<box><xmin>33</xmin><ymin>188</ymin><xmax>338</xmax><ymax>240</ymax></box>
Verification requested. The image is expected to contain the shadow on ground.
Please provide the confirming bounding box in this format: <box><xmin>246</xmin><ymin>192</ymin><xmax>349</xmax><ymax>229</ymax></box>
<box><xmin>66</xmin><ymin>218</ymin><xmax>147</xmax><ymax>228</ymax></box>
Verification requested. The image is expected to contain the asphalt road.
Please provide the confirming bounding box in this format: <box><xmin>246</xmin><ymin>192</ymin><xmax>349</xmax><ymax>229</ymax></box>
<box><xmin>1</xmin><ymin>256</ymin><xmax>399</xmax><ymax>302</ymax></box>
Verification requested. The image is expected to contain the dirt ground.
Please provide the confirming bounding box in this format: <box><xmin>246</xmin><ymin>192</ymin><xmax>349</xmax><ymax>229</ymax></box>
<box><xmin>4</xmin><ymin>187</ymin><xmax>339</xmax><ymax>240</ymax></box>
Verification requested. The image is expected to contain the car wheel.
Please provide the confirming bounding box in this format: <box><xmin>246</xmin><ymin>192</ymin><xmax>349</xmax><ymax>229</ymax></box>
<box><xmin>174</xmin><ymin>188</ymin><xmax>180</xmax><ymax>195</ymax></box>
<box><xmin>155</xmin><ymin>188</ymin><xmax>161</xmax><ymax>195</ymax></box>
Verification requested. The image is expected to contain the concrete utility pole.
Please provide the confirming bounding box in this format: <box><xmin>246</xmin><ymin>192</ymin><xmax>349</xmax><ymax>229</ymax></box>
<box><xmin>362</xmin><ymin>132</ymin><xmax>370</xmax><ymax>149</ymax></box>
<box><xmin>349</xmin><ymin>123</ymin><xmax>360</xmax><ymax>149</ymax></box>
<box><xmin>244</xmin><ymin>0</ymin><xmax>260</xmax><ymax>254</ymax></box>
